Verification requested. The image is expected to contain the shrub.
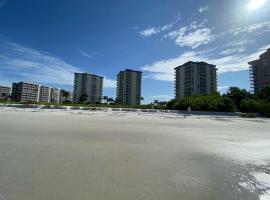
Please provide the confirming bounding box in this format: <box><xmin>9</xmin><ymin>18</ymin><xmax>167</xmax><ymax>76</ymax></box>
<box><xmin>239</xmin><ymin>99</ymin><xmax>260</xmax><ymax>113</ymax></box>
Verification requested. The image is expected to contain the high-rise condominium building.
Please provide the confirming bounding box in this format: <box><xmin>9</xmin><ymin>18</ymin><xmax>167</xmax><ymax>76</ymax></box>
<box><xmin>11</xmin><ymin>82</ymin><xmax>40</xmax><ymax>102</ymax></box>
<box><xmin>73</xmin><ymin>73</ymin><xmax>103</xmax><ymax>104</ymax></box>
<box><xmin>175</xmin><ymin>61</ymin><xmax>217</xmax><ymax>98</ymax></box>
<box><xmin>116</xmin><ymin>69</ymin><xmax>142</xmax><ymax>105</ymax></box>
<box><xmin>248</xmin><ymin>48</ymin><xmax>270</xmax><ymax>94</ymax></box>
<box><xmin>0</xmin><ymin>85</ymin><xmax>11</xmax><ymax>100</ymax></box>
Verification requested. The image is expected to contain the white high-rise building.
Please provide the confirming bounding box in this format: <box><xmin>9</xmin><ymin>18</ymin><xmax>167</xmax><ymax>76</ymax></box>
<box><xmin>73</xmin><ymin>72</ymin><xmax>103</xmax><ymax>104</ymax></box>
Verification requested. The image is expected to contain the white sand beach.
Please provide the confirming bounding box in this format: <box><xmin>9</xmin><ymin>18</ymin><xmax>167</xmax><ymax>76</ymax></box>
<box><xmin>0</xmin><ymin>107</ymin><xmax>270</xmax><ymax>200</ymax></box>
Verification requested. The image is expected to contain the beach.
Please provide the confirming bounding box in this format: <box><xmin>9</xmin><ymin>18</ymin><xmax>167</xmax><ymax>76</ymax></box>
<box><xmin>0</xmin><ymin>107</ymin><xmax>270</xmax><ymax>200</ymax></box>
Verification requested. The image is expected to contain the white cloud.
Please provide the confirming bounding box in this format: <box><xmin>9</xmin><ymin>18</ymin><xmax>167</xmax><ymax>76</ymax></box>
<box><xmin>0</xmin><ymin>40</ymin><xmax>115</xmax><ymax>88</ymax></box>
<box><xmin>219</xmin><ymin>48</ymin><xmax>245</xmax><ymax>55</ymax></box>
<box><xmin>139</xmin><ymin>27</ymin><xmax>160</xmax><ymax>37</ymax></box>
<box><xmin>79</xmin><ymin>51</ymin><xmax>93</xmax><ymax>58</ymax></box>
<box><xmin>198</xmin><ymin>6</ymin><xmax>209</xmax><ymax>13</ymax></box>
<box><xmin>165</xmin><ymin>20</ymin><xmax>214</xmax><ymax>49</ymax></box>
<box><xmin>218</xmin><ymin>86</ymin><xmax>230</xmax><ymax>91</ymax></box>
<box><xmin>139</xmin><ymin>23</ymin><xmax>174</xmax><ymax>37</ymax></box>
<box><xmin>231</xmin><ymin>21</ymin><xmax>270</xmax><ymax>35</ymax></box>
<box><xmin>103</xmin><ymin>78</ymin><xmax>116</xmax><ymax>89</ymax></box>
<box><xmin>174</xmin><ymin>28</ymin><xmax>214</xmax><ymax>49</ymax></box>
<box><xmin>141</xmin><ymin>45</ymin><xmax>270</xmax><ymax>81</ymax></box>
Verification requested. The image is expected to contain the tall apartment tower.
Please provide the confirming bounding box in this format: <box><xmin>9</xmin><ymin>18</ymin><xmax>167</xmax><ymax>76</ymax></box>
<box><xmin>175</xmin><ymin>61</ymin><xmax>217</xmax><ymax>99</ymax></box>
<box><xmin>0</xmin><ymin>85</ymin><xmax>11</xmax><ymax>99</ymax></box>
<box><xmin>116</xmin><ymin>69</ymin><xmax>142</xmax><ymax>105</ymax></box>
<box><xmin>73</xmin><ymin>72</ymin><xmax>103</xmax><ymax>104</ymax></box>
<box><xmin>11</xmin><ymin>82</ymin><xmax>40</xmax><ymax>102</ymax></box>
<box><xmin>248</xmin><ymin>48</ymin><xmax>270</xmax><ymax>94</ymax></box>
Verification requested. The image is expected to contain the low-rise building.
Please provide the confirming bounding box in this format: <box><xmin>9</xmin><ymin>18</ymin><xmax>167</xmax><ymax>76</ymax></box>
<box><xmin>0</xmin><ymin>86</ymin><xmax>11</xmax><ymax>100</ymax></box>
<box><xmin>39</xmin><ymin>86</ymin><xmax>51</xmax><ymax>103</ymax></box>
<box><xmin>11</xmin><ymin>82</ymin><xmax>40</xmax><ymax>102</ymax></box>
<box><xmin>50</xmin><ymin>88</ymin><xmax>60</xmax><ymax>103</ymax></box>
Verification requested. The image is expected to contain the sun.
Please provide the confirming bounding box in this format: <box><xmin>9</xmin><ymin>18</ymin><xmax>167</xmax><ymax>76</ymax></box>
<box><xmin>248</xmin><ymin>0</ymin><xmax>266</xmax><ymax>10</ymax></box>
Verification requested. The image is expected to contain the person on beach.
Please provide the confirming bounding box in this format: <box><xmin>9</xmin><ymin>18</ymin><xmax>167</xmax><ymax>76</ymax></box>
<box><xmin>187</xmin><ymin>106</ymin><xmax>192</xmax><ymax>116</ymax></box>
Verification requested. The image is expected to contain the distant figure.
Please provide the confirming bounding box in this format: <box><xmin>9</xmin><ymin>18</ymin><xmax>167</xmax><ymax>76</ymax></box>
<box><xmin>187</xmin><ymin>106</ymin><xmax>192</xmax><ymax>116</ymax></box>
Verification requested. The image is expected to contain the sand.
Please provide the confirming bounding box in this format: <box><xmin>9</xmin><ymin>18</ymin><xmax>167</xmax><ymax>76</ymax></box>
<box><xmin>0</xmin><ymin>108</ymin><xmax>270</xmax><ymax>200</ymax></box>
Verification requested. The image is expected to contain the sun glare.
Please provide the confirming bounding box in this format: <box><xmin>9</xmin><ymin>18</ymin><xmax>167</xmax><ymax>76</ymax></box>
<box><xmin>248</xmin><ymin>0</ymin><xmax>266</xmax><ymax>10</ymax></box>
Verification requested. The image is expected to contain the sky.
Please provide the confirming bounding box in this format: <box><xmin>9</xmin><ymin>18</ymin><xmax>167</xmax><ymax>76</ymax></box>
<box><xmin>0</xmin><ymin>0</ymin><xmax>270</xmax><ymax>103</ymax></box>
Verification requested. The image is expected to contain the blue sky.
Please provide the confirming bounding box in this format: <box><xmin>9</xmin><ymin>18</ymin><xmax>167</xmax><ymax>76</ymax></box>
<box><xmin>0</xmin><ymin>0</ymin><xmax>269</xmax><ymax>102</ymax></box>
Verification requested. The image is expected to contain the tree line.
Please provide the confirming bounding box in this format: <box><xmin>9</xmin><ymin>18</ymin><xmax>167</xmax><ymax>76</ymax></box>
<box><xmin>166</xmin><ymin>86</ymin><xmax>270</xmax><ymax>117</ymax></box>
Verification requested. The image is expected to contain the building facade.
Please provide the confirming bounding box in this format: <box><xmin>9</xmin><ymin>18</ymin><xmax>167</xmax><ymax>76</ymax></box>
<box><xmin>39</xmin><ymin>86</ymin><xmax>51</xmax><ymax>103</ymax></box>
<box><xmin>11</xmin><ymin>82</ymin><xmax>40</xmax><ymax>102</ymax></box>
<box><xmin>116</xmin><ymin>69</ymin><xmax>142</xmax><ymax>105</ymax></box>
<box><xmin>73</xmin><ymin>73</ymin><xmax>103</xmax><ymax>104</ymax></box>
<box><xmin>50</xmin><ymin>88</ymin><xmax>60</xmax><ymax>103</ymax></box>
<box><xmin>175</xmin><ymin>61</ymin><xmax>217</xmax><ymax>99</ymax></box>
<box><xmin>249</xmin><ymin>48</ymin><xmax>270</xmax><ymax>94</ymax></box>
<box><xmin>0</xmin><ymin>86</ymin><xmax>11</xmax><ymax>100</ymax></box>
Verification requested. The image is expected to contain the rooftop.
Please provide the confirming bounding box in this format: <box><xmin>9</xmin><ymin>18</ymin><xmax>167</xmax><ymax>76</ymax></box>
<box><xmin>175</xmin><ymin>61</ymin><xmax>217</xmax><ymax>70</ymax></box>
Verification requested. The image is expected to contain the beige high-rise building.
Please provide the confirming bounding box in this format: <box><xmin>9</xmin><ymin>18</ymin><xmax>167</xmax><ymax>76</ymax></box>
<box><xmin>116</xmin><ymin>69</ymin><xmax>142</xmax><ymax>105</ymax></box>
<box><xmin>73</xmin><ymin>73</ymin><xmax>103</xmax><ymax>104</ymax></box>
<box><xmin>175</xmin><ymin>61</ymin><xmax>217</xmax><ymax>99</ymax></box>
<box><xmin>249</xmin><ymin>48</ymin><xmax>270</xmax><ymax>94</ymax></box>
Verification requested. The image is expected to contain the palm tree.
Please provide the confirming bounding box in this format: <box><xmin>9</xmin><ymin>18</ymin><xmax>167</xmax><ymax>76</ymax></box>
<box><xmin>153</xmin><ymin>99</ymin><xmax>159</xmax><ymax>105</ymax></box>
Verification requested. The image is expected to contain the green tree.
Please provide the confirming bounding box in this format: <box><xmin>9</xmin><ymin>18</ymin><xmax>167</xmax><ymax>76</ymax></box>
<box><xmin>259</xmin><ymin>86</ymin><xmax>270</xmax><ymax>101</ymax></box>
<box><xmin>225</xmin><ymin>87</ymin><xmax>251</xmax><ymax>108</ymax></box>
<box><xmin>79</xmin><ymin>93</ymin><xmax>88</xmax><ymax>103</ymax></box>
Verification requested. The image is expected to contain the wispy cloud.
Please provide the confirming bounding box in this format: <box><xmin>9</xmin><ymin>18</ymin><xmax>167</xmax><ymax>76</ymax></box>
<box><xmin>0</xmin><ymin>39</ymin><xmax>116</xmax><ymax>88</ymax></box>
<box><xmin>198</xmin><ymin>6</ymin><xmax>209</xmax><ymax>13</ymax></box>
<box><xmin>231</xmin><ymin>21</ymin><xmax>270</xmax><ymax>35</ymax></box>
<box><xmin>139</xmin><ymin>23</ymin><xmax>174</xmax><ymax>37</ymax></box>
<box><xmin>166</xmin><ymin>26</ymin><xmax>214</xmax><ymax>49</ymax></box>
<box><xmin>164</xmin><ymin>20</ymin><xmax>214</xmax><ymax>49</ymax></box>
<box><xmin>79</xmin><ymin>51</ymin><xmax>93</xmax><ymax>58</ymax></box>
<box><xmin>0</xmin><ymin>0</ymin><xmax>7</xmax><ymax>7</ymax></box>
<box><xmin>141</xmin><ymin>45</ymin><xmax>269</xmax><ymax>82</ymax></box>
<box><xmin>219</xmin><ymin>48</ymin><xmax>245</xmax><ymax>56</ymax></box>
